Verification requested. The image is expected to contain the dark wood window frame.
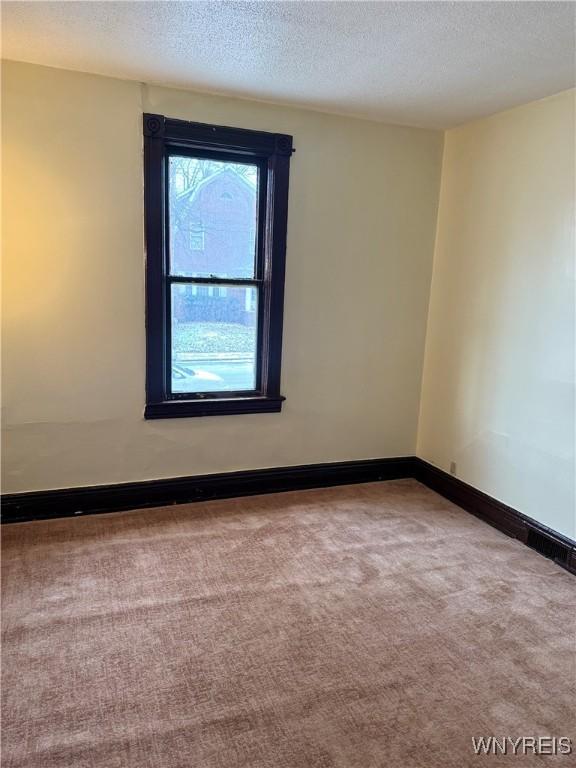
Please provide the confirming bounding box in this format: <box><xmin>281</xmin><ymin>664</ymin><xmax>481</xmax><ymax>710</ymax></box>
<box><xmin>143</xmin><ymin>113</ymin><xmax>294</xmax><ymax>419</ymax></box>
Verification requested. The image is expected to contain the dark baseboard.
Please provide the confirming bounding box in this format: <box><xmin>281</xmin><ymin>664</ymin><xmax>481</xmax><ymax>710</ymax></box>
<box><xmin>2</xmin><ymin>455</ymin><xmax>574</xmax><ymax>576</ymax></box>
<box><xmin>1</xmin><ymin>456</ymin><xmax>415</xmax><ymax>524</ymax></box>
<box><xmin>414</xmin><ymin>458</ymin><xmax>576</xmax><ymax>576</ymax></box>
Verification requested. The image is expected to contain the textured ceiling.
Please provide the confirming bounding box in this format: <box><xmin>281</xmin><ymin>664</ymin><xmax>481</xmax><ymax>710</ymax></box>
<box><xmin>2</xmin><ymin>1</ymin><xmax>575</xmax><ymax>129</ymax></box>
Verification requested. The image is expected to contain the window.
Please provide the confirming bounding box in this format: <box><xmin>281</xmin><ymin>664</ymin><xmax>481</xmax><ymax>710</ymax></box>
<box><xmin>189</xmin><ymin>228</ymin><xmax>204</xmax><ymax>251</ymax></box>
<box><xmin>143</xmin><ymin>113</ymin><xmax>294</xmax><ymax>418</ymax></box>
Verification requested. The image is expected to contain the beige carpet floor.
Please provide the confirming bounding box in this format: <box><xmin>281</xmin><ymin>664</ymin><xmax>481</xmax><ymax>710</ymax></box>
<box><xmin>2</xmin><ymin>479</ymin><xmax>575</xmax><ymax>767</ymax></box>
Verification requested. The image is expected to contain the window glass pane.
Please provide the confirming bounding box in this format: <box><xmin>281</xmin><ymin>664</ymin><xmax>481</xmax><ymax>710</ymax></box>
<box><xmin>168</xmin><ymin>155</ymin><xmax>258</xmax><ymax>278</ymax></box>
<box><xmin>171</xmin><ymin>284</ymin><xmax>258</xmax><ymax>393</ymax></box>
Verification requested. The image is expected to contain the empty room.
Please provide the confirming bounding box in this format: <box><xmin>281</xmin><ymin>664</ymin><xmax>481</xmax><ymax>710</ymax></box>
<box><xmin>1</xmin><ymin>1</ymin><xmax>575</xmax><ymax>766</ymax></box>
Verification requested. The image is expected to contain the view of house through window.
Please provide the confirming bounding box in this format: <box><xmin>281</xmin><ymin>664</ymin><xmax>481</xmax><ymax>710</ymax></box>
<box><xmin>168</xmin><ymin>156</ymin><xmax>259</xmax><ymax>394</ymax></box>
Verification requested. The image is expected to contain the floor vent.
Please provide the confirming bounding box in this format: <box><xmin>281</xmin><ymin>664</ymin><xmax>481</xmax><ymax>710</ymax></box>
<box><xmin>527</xmin><ymin>528</ymin><xmax>569</xmax><ymax>564</ymax></box>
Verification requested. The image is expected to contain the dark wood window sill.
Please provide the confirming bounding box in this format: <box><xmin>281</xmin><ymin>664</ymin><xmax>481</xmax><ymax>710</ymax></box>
<box><xmin>144</xmin><ymin>395</ymin><xmax>285</xmax><ymax>419</ymax></box>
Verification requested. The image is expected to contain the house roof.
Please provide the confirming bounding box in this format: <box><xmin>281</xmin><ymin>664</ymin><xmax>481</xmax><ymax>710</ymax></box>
<box><xmin>177</xmin><ymin>168</ymin><xmax>256</xmax><ymax>206</ymax></box>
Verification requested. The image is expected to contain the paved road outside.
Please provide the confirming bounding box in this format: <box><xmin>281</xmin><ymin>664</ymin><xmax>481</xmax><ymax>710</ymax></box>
<box><xmin>172</xmin><ymin>358</ymin><xmax>255</xmax><ymax>393</ymax></box>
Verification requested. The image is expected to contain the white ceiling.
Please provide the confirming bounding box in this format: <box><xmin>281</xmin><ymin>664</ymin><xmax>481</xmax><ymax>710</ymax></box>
<box><xmin>2</xmin><ymin>1</ymin><xmax>575</xmax><ymax>129</ymax></box>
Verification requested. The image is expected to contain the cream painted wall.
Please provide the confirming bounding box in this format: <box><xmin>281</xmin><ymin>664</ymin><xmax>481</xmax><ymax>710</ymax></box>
<box><xmin>418</xmin><ymin>90</ymin><xmax>576</xmax><ymax>539</ymax></box>
<box><xmin>2</xmin><ymin>61</ymin><xmax>443</xmax><ymax>492</ymax></box>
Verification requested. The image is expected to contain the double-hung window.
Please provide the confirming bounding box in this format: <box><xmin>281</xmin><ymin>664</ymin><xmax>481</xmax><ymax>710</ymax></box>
<box><xmin>143</xmin><ymin>113</ymin><xmax>293</xmax><ymax>418</ymax></box>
